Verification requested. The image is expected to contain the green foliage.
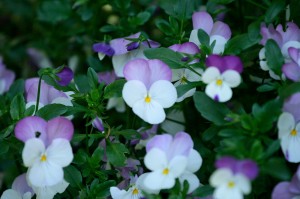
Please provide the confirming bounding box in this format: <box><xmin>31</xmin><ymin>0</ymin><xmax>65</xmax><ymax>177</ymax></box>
<box><xmin>265</xmin><ymin>39</ymin><xmax>284</xmax><ymax>76</ymax></box>
<box><xmin>106</xmin><ymin>141</ymin><xmax>129</xmax><ymax>167</ymax></box>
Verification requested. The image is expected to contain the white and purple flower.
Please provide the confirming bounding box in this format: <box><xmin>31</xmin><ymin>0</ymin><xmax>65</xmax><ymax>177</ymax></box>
<box><xmin>55</xmin><ymin>66</ymin><xmax>74</xmax><ymax>86</ymax></box>
<box><xmin>0</xmin><ymin>57</ymin><xmax>15</xmax><ymax>95</ymax></box>
<box><xmin>189</xmin><ymin>11</ymin><xmax>231</xmax><ymax>54</ymax></box>
<box><xmin>202</xmin><ymin>55</ymin><xmax>243</xmax><ymax>102</ymax></box>
<box><xmin>282</xmin><ymin>47</ymin><xmax>300</xmax><ymax>81</ymax></box>
<box><xmin>110</xmin><ymin>175</ymin><xmax>143</xmax><ymax>199</ymax></box>
<box><xmin>272</xmin><ymin>172</ymin><xmax>300</xmax><ymax>199</ymax></box>
<box><xmin>209</xmin><ymin>157</ymin><xmax>258</xmax><ymax>199</ymax></box>
<box><xmin>122</xmin><ymin>58</ymin><xmax>177</xmax><ymax>124</ymax></box>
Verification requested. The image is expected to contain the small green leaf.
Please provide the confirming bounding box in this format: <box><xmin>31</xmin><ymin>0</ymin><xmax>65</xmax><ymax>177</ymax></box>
<box><xmin>37</xmin><ymin>0</ymin><xmax>71</xmax><ymax>24</ymax></box>
<box><xmin>250</xmin><ymin>140</ymin><xmax>264</xmax><ymax>160</ymax></box>
<box><xmin>87</xmin><ymin>67</ymin><xmax>99</xmax><ymax>89</ymax></box>
<box><xmin>197</xmin><ymin>29</ymin><xmax>210</xmax><ymax>47</ymax></box>
<box><xmin>279</xmin><ymin>82</ymin><xmax>300</xmax><ymax>99</ymax></box>
<box><xmin>264</xmin><ymin>0</ymin><xmax>286</xmax><ymax>23</ymax></box>
<box><xmin>106</xmin><ymin>142</ymin><xmax>129</xmax><ymax>167</ymax></box>
<box><xmin>10</xmin><ymin>94</ymin><xmax>25</xmax><ymax>120</ymax></box>
<box><xmin>192</xmin><ymin>185</ymin><xmax>214</xmax><ymax>197</ymax></box>
<box><xmin>261</xmin><ymin>158</ymin><xmax>291</xmax><ymax>180</ymax></box>
<box><xmin>104</xmin><ymin>79</ymin><xmax>126</xmax><ymax>99</ymax></box>
<box><xmin>176</xmin><ymin>81</ymin><xmax>201</xmax><ymax>98</ymax></box>
<box><xmin>262</xmin><ymin>139</ymin><xmax>280</xmax><ymax>159</ymax></box>
<box><xmin>36</xmin><ymin>104</ymin><xmax>68</xmax><ymax>120</ymax></box>
<box><xmin>112</xmin><ymin>129</ymin><xmax>141</xmax><ymax>139</ymax></box>
<box><xmin>202</xmin><ymin>126</ymin><xmax>220</xmax><ymax>141</ymax></box>
<box><xmin>265</xmin><ymin>39</ymin><xmax>284</xmax><ymax>75</ymax></box>
<box><xmin>64</xmin><ymin>165</ymin><xmax>82</xmax><ymax>188</ymax></box>
<box><xmin>155</xmin><ymin>19</ymin><xmax>172</xmax><ymax>35</ymax></box>
<box><xmin>7</xmin><ymin>79</ymin><xmax>24</xmax><ymax>100</ymax></box>
<box><xmin>193</xmin><ymin>92</ymin><xmax>230</xmax><ymax>126</ymax></box>
<box><xmin>224</xmin><ymin>34</ymin><xmax>257</xmax><ymax>55</ymax></box>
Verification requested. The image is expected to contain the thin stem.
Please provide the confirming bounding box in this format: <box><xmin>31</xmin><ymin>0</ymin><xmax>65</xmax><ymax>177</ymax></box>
<box><xmin>34</xmin><ymin>75</ymin><xmax>43</xmax><ymax>114</ymax></box>
<box><xmin>246</xmin><ymin>0</ymin><xmax>268</xmax><ymax>10</ymax></box>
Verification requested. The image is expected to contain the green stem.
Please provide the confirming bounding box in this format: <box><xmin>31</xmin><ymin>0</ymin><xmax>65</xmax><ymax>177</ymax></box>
<box><xmin>34</xmin><ymin>75</ymin><xmax>43</xmax><ymax>114</ymax></box>
<box><xmin>247</xmin><ymin>0</ymin><xmax>268</xmax><ymax>9</ymax></box>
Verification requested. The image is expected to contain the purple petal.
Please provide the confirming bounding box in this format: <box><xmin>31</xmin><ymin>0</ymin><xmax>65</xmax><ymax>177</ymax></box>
<box><xmin>142</xmin><ymin>40</ymin><xmax>161</xmax><ymax>48</ymax></box>
<box><xmin>289</xmin><ymin>174</ymin><xmax>300</xmax><ymax>194</ymax></box>
<box><xmin>277</xmin><ymin>22</ymin><xmax>300</xmax><ymax>44</ymax></box>
<box><xmin>236</xmin><ymin>160</ymin><xmax>259</xmax><ymax>180</ymax></box>
<box><xmin>2</xmin><ymin>69</ymin><xmax>15</xmax><ymax>92</ymax></box>
<box><xmin>123</xmin><ymin>58</ymin><xmax>151</xmax><ymax>87</ymax></box>
<box><xmin>282</xmin><ymin>62</ymin><xmax>300</xmax><ymax>81</ymax></box>
<box><xmin>12</xmin><ymin>173</ymin><xmax>33</xmax><ymax>196</ymax></box>
<box><xmin>98</xmin><ymin>71</ymin><xmax>117</xmax><ymax>85</ymax></box>
<box><xmin>283</xmin><ymin>93</ymin><xmax>300</xmax><ymax>123</ymax></box>
<box><xmin>260</xmin><ymin>23</ymin><xmax>283</xmax><ymax>46</ymax></box>
<box><xmin>215</xmin><ymin>156</ymin><xmax>237</xmax><ymax>170</ymax></box>
<box><xmin>110</xmin><ymin>32</ymin><xmax>141</xmax><ymax>55</ymax></box>
<box><xmin>192</xmin><ymin>11</ymin><xmax>213</xmax><ymax>34</ymax></box>
<box><xmin>223</xmin><ymin>55</ymin><xmax>243</xmax><ymax>73</ymax></box>
<box><xmin>146</xmin><ymin>134</ymin><xmax>173</xmax><ymax>153</ymax></box>
<box><xmin>15</xmin><ymin>116</ymin><xmax>47</xmax><ymax>143</ymax></box>
<box><xmin>56</xmin><ymin>67</ymin><xmax>74</xmax><ymax>86</ymax></box>
<box><xmin>206</xmin><ymin>54</ymin><xmax>226</xmax><ymax>72</ymax></box>
<box><xmin>148</xmin><ymin>59</ymin><xmax>172</xmax><ymax>85</ymax></box>
<box><xmin>169</xmin><ymin>42</ymin><xmax>200</xmax><ymax>54</ymax></box>
<box><xmin>92</xmin><ymin>43</ymin><xmax>115</xmax><ymax>56</ymax></box>
<box><xmin>127</xmin><ymin>42</ymin><xmax>140</xmax><ymax>51</ymax></box>
<box><xmin>167</xmin><ymin>132</ymin><xmax>193</xmax><ymax>159</ymax></box>
<box><xmin>210</xmin><ymin>21</ymin><xmax>231</xmax><ymax>40</ymax></box>
<box><xmin>169</xmin><ymin>44</ymin><xmax>181</xmax><ymax>52</ymax></box>
<box><xmin>46</xmin><ymin>117</ymin><xmax>74</xmax><ymax>145</ymax></box>
<box><xmin>288</xmin><ymin>47</ymin><xmax>300</xmax><ymax>64</ymax></box>
<box><xmin>272</xmin><ymin>182</ymin><xmax>296</xmax><ymax>199</ymax></box>
<box><xmin>92</xmin><ymin>117</ymin><xmax>104</xmax><ymax>132</ymax></box>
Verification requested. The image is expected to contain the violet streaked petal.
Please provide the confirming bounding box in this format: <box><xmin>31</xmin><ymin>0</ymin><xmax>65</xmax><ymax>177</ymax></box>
<box><xmin>56</xmin><ymin>67</ymin><xmax>73</xmax><ymax>86</ymax></box>
<box><xmin>146</xmin><ymin>134</ymin><xmax>173</xmax><ymax>153</ymax></box>
<box><xmin>142</xmin><ymin>40</ymin><xmax>161</xmax><ymax>48</ymax></box>
<box><xmin>215</xmin><ymin>156</ymin><xmax>237</xmax><ymax>171</ymax></box>
<box><xmin>169</xmin><ymin>44</ymin><xmax>181</xmax><ymax>52</ymax></box>
<box><xmin>92</xmin><ymin>43</ymin><xmax>115</xmax><ymax>56</ymax></box>
<box><xmin>46</xmin><ymin>117</ymin><xmax>74</xmax><ymax>145</ymax></box>
<box><xmin>223</xmin><ymin>55</ymin><xmax>243</xmax><ymax>73</ymax></box>
<box><xmin>148</xmin><ymin>59</ymin><xmax>172</xmax><ymax>85</ymax></box>
<box><xmin>279</xmin><ymin>22</ymin><xmax>300</xmax><ymax>44</ymax></box>
<box><xmin>282</xmin><ymin>62</ymin><xmax>300</xmax><ymax>81</ymax></box>
<box><xmin>98</xmin><ymin>71</ymin><xmax>117</xmax><ymax>85</ymax></box>
<box><xmin>272</xmin><ymin>182</ymin><xmax>295</xmax><ymax>199</ymax></box>
<box><xmin>2</xmin><ymin>69</ymin><xmax>15</xmax><ymax>92</ymax></box>
<box><xmin>127</xmin><ymin>42</ymin><xmax>140</xmax><ymax>51</ymax></box>
<box><xmin>289</xmin><ymin>174</ymin><xmax>300</xmax><ymax>194</ymax></box>
<box><xmin>260</xmin><ymin>23</ymin><xmax>283</xmax><ymax>46</ymax></box>
<box><xmin>205</xmin><ymin>54</ymin><xmax>227</xmax><ymax>72</ymax></box>
<box><xmin>12</xmin><ymin>173</ymin><xmax>33</xmax><ymax>196</ymax></box>
<box><xmin>288</xmin><ymin>47</ymin><xmax>300</xmax><ymax>63</ymax></box>
<box><xmin>283</xmin><ymin>93</ymin><xmax>300</xmax><ymax>123</ymax></box>
<box><xmin>177</xmin><ymin>42</ymin><xmax>200</xmax><ymax>54</ymax></box>
<box><xmin>123</xmin><ymin>58</ymin><xmax>151</xmax><ymax>87</ymax></box>
<box><xmin>210</xmin><ymin>21</ymin><xmax>231</xmax><ymax>40</ymax></box>
<box><xmin>15</xmin><ymin>116</ymin><xmax>47</xmax><ymax>143</ymax></box>
<box><xmin>236</xmin><ymin>160</ymin><xmax>259</xmax><ymax>180</ymax></box>
<box><xmin>192</xmin><ymin>11</ymin><xmax>213</xmax><ymax>34</ymax></box>
<box><xmin>92</xmin><ymin>117</ymin><xmax>104</xmax><ymax>132</ymax></box>
<box><xmin>167</xmin><ymin>132</ymin><xmax>193</xmax><ymax>159</ymax></box>
<box><xmin>25</xmin><ymin>78</ymin><xmax>39</xmax><ymax>94</ymax></box>
<box><xmin>110</xmin><ymin>32</ymin><xmax>141</xmax><ymax>55</ymax></box>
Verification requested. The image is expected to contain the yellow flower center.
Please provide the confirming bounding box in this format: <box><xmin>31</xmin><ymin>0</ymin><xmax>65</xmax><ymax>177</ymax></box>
<box><xmin>132</xmin><ymin>188</ymin><xmax>139</xmax><ymax>195</ymax></box>
<box><xmin>291</xmin><ymin>129</ymin><xmax>297</xmax><ymax>136</ymax></box>
<box><xmin>162</xmin><ymin>168</ymin><xmax>169</xmax><ymax>175</ymax></box>
<box><xmin>227</xmin><ymin>181</ymin><xmax>235</xmax><ymax>188</ymax></box>
<box><xmin>40</xmin><ymin>154</ymin><xmax>47</xmax><ymax>162</ymax></box>
<box><xmin>216</xmin><ymin>79</ymin><xmax>223</xmax><ymax>86</ymax></box>
<box><xmin>180</xmin><ymin>76</ymin><xmax>187</xmax><ymax>84</ymax></box>
<box><xmin>145</xmin><ymin>95</ymin><xmax>151</xmax><ymax>103</ymax></box>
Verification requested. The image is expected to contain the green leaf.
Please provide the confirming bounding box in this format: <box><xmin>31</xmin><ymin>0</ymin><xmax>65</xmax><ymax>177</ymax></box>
<box><xmin>106</xmin><ymin>142</ymin><xmax>129</xmax><ymax>167</ymax></box>
<box><xmin>261</xmin><ymin>158</ymin><xmax>291</xmax><ymax>180</ymax></box>
<box><xmin>192</xmin><ymin>185</ymin><xmax>214</xmax><ymax>197</ymax></box>
<box><xmin>224</xmin><ymin>34</ymin><xmax>257</xmax><ymax>55</ymax></box>
<box><xmin>89</xmin><ymin>147</ymin><xmax>104</xmax><ymax>168</ymax></box>
<box><xmin>250</xmin><ymin>140</ymin><xmax>264</xmax><ymax>160</ymax></box>
<box><xmin>36</xmin><ymin>104</ymin><xmax>68</xmax><ymax>120</ymax></box>
<box><xmin>209</xmin><ymin>0</ymin><xmax>234</xmax><ymax>4</ymax></box>
<box><xmin>37</xmin><ymin>0</ymin><xmax>71</xmax><ymax>24</ymax></box>
<box><xmin>290</xmin><ymin>0</ymin><xmax>300</xmax><ymax>24</ymax></box>
<box><xmin>155</xmin><ymin>19</ymin><xmax>172</xmax><ymax>35</ymax></box>
<box><xmin>104</xmin><ymin>79</ymin><xmax>126</xmax><ymax>99</ymax></box>
<box><xmin>7</xmin><ymin>79</ymin><xmax>24</xmax><ymax>100</ymax></box>
<box><xmin>248</xmin><ymin>19</ymin><xmax>262</xmax><ymax>42</ymax></box>
<box><xmin>112</xmin><ymin>129</ymin><xmax>141</xmax><ymax>139</ymax></box>
<box><xmin>262</xmin><ymin>139</ymin><xmax>280</xmax><ymax>159</ymax></box>
<box><xmin>10</xmin><ymin>94</ymin><xmax>25</xmax><ymax>120</ymax></box>
<box><xmin>64</xmin><ymin>165</ymin><xmax>82</xmax><ymax>188</ymax></box>
<box><xmin>144</xmin><ymin>47</ymin><xmax>184</xmax><ymax>69</ymax></box>
<box><xmin>197</xmin><ymin>29</ymin><xmax>210</xmax><ymax>47</ymax></box>
<box><xmin>193</xmin><ymin>92</ymin><xmax>230</xmax><ymax>126</ymax></box>
<box><xmin>218</xmin><ymin>128</ymin><xmax>241</xmax><ymax>137</ymax></box>
<box><xmin>0</xmin><ymin>125</ymin><xmax>15</xmax><ymax>139</ymax></box>
<box><xmin>89</xmin><ymin>180</ymin><xmax>116</xmax><ymax>198</ymax></box>
<box><xmin>99</xmin><ymin>25</ymin><xmax>119</xmax><ymax>33</ymax></box>
<box><xmin>264</xmin><ymin>0</ymin><xmax>286</xmax><ymax>23</ymax></box>
<box><xmin>87</xmin><ymin>67</ymin><xmax>99</xmax><ymax>89</ymax></box>
<box><xmin>176</xmin><ymin>81</ymin><xmax>201</xmax><ymax>98</ymax></box>
<box><xmin>257</xmin><ymin>83</ymin><xmax>277</xmax><ymax>92</ymax></box>
<box><xmin>202</xmin><ymin>126</ymin><xmax>220</xmax><ymax>141</ymax></box>
<box><xmin>279</xmin><ymin>82</ymin><xmax>300</xmax><ymax>99</ymax></box>
<box><xmin>74</xmin><ymin>75</ymin><xmax>91</xmax><ymax>93</ymax></box>
<box><xmin>132</xmin><ymin>11</ymin><xmax>151</xmax><ymax>25</ymax></box>
<box><xmin>265</xmin><ymin>39</ymin><xmax>284</xmax><ymax>75</ymax></box>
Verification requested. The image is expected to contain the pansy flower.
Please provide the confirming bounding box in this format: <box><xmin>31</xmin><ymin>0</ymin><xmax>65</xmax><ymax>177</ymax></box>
<box><xmin>122</xmin><ymin>58</ymin><xmax>177</xmax><ymax>124</ymax></box>
<box><xmin>110</xmin><ymin>175</ymin><xmax>143</xmax><ymax>199</ymax></box>
<box><xmin>0</xmin><ymin>57</ymin><xmax>15</xmax><ymax>95</ymax></box>
<box><xmin>189</xmin><ymin>11</ymin><xmax>231</xmax><ymax>54</ymax></box>
<box><xmin>282</xmin><ymin>47</ymin><xmax>300</xmax><ymax>81</ymax></box>
<box><xmin>202</xmin><ymin>55</ymin><xmax>243</xmax><ymax>102</ymax></box>
<box><xmin>272</xmin><ymin>173</ymin><xmax>300</xmax><ymax>199</ymax></box>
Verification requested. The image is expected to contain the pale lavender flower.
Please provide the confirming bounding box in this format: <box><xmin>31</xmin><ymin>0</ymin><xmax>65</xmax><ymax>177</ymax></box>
<box><xmin>56</xmin><ymin>66</ymin><xmax>73</xmax><ymax>86</ymax></box>
<box><xmin>272</xmin><ymin>173</ymin><xmax>300</xmax><ymax>199</ymax></box>
<box><xmin>189</xmin><ymin>11</ymin><xmax>231</xmax><ymax>54</ymax></box>
<box><xmin>0</xmin><ymin>57</ymin><xmax>15</xmax><ymax>95</ymax></box>
<box><xmin>282</xmin><ymin>47</ymin><xmax>300</xmax><ymax>81</ymax></box>
<box><xmin>283</xmin><ymin>92</ymin><xmax>300</xmax><ymax>123</ymax></box>
<box><xmin>27</xmin><ymin>48</ymin><xmax>53</xmax><ymax>69</ymax></box>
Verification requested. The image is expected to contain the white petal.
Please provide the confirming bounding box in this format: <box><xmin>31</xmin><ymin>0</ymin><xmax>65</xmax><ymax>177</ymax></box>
<box><xmin>137</xmin><ymin>173</ymin><xmax>160</xmax><ymax>194</ymax></box>
<box><xmin>186</xmin><ymin>149</ymin><xmax>202</xmax><ymax>173</ymax></box>
<box><xmin>284</xmin><ymin>136</ymin><xmax>300</xmax><ymax>163</ymax></box>
<box><xmin>23</xmin><ymin>192</ymin><xmax>33</xmax><ymax>199</ymax></box>
<box><xmin>210</xmin><ymin>35</ymin><xmax>227</xmax><ymax>54</ymax></box>
<box><xmin>110</xmin><ymin>187</ymin><xmax>127</xmax><ymax>199</ymax></box>
<box><xmin>172</xmin><ymin>69</ymin><xmax>184</xmax><ymax>82</ymax></box>
<box><xmin>149</xmin><ymin>80</ymin><xmax>177</xmax><ymax>108</ymax></box>
<box><xmin>222</xmin><ymin>70</ymin><xmax>241</xmax><ymax>88</ymax></box>
<box><xmin>259</xmin><ymin>48</ymin><xmax>266</xmax><ymax>60</ymax></box>
<box><xmin>179</xmin><ymin>172</ymin><xmax>200</xmax><ymax>193</ymax></box>
<box><xmin>32</xmin><ymin>179</ymin><xmax>68</xmax><ymax>199</ymax></box>
<box><xmin>209</xmin><ymin>168</ymin><xmax>233</xmax><ymax>187</ymax></box>
<box><xmin>202</xmin><ymin>67</ymin><xmax>220</xmax><ymax>84</ymax></box>
<box><xmin>112</xmin><ymin>54</ymin><xmax>131</xmax><ymax>77</ymax></box>
<box><xmin>122</xmin><ymin>80</ymin><xmax>147</xmax><ymax>108</ymax></box>
<box><xmin>278</xmin><ymin>112</ymin><xmax>295</xmax><ymax>133</ymax></box>
<box><xmin>132</xmin><ymin>99</ymin><xmax>166</xmax><ymax>124</ymax></box>
<box><xmin>144</xmin><ymin>170</ymin><xmax>175</xmax><ymax>190</ymax></box>
<box><xmin>260</xmin><ymin>60</ymin><xmax>269</xmax><ymax>71</ymax></box>
<box><xmin>98</xmin><ymin>52</ymin><xmax>106</xmax><ymax>60</ymax></box>
<box><xmin>144</xmin><ymin>148</ymin><xmax>168</xmax><ymax>171</ymax></box>
<box><xmin>189</xmin><ymin>30</ymin><xmax>200</xmax><ymax>46</ymax></box>
<box><xmin>214</xmin><ymin>185</ymin><xmax>243</xmax><ymax>199</ymax></box>
<box><xmin>205</xmin><ymin>82</ymin><xmax>233</xmax><ymax>102</ymax></box>
<box><xmin>235</xmin><ymin>174</ymin><xmax>251</xmax><ymax>194</ymax></box>
<box><xmin>282</xmin><ymin>41</ymin><xmax>300</xmax><ymax>58</ymax></box>
<box><xmin>169</xmin><ymin>156</ymin><xmax>188</xmax><ymax>177</ymax></box>
<box><xmin>22</xmin><ymin>138</ymin><xmax>45</xmax><ymax>167</ymax></box>
<box><xmin>186</xmin><ymin>68</ymin><xmax>202</xmax><ymax>82</ymax></box>
<box><xmin>46</xmin><ymin>138</ymin><xmax>73</xmax><ymax>167</ymax></box>
<box><xmin>28</xmin><ymin>161</ymin><xmax>64</xmax><ymax>187</ymax></box>
<box><xmin>107</xmin><ymin>97</ymin><xmax>126</xmax><ymax>112</ymax></box>
<box><xmin>51</xmin><ymin>97</ymin><xmax>73</xmax><ymax>107</ymax></box>
<box><xmin>1</xmin><ymin>189</ymin><xmax>22</xmax><ymax>199</ymax></box>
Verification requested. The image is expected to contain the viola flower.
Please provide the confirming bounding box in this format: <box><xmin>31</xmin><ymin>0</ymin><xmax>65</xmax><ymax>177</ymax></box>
<box><xmin>277</xmin><ymin>112</ymin><xmax>300</xmax><ymax>163</ymax></box>
<box><xmin>92</xmin><ymin>116</ymin><xmax>104</xmax><ymax>132</ymax></box>
<box><xmin>1</xmin><ymin>173</ymin><xmax>34</xmax><ymax>199</ymax></box>
<box><xmin>0</xmin><ymin>57</ymin><xmax>15</xmax><ymax>95</ymax></box>
<box><xmin>31</xmin><ymin>179</ymin><xmax>69</xmax><ymax>199</ymax></box>
<box><xmin>141</xmin><ymin>132</ymin><xmax>202</xmax><ymax>193</ymax></box>
<box><xmin>272</xmin><ymin>173</ymin><xmax>300</xmax><ymax>199</ymax></box>
<box><xmin>110</xmin><ymin>175</ymin><xmax>143</xmax><ymax>199</ymax></box>
<box><xmin>189</xmin><ymin>11</ymin><xmax>231</xmax><ymax>54</ymax></box>
<box><xmin>93</xmin><ymin>32</ymin><xmax>160</xmax><ymax>77</ymax></box>
<box><xmin>169</xmin><ymin>42</ymin><xmax>202</xmax><ymax>102</ymax></box>
<box><xmin>55</xmin><ymin>66</ymin><xmax>74</xmax><ymax>86</ymax></box>
<box><xmin>259</xmin><ymin>22</ymin><xmax>300</xmax><ymax>79</ymax></box>
<box><xmin>283</xmin><ymin>92</ymin><xmax>300</xmax><ymax>123</ymax></box>
<box><xmin>25</xmin><ymin>78</ymin><xmax>73</xmax><ymax>110</ymax></box>
<box><xmin>122</xmin><ymin>59</ymin><xmax>177</xmax><ymax>124</ymax></box>
<box><xmin>282</xmin><ymin>47</ymin><xmax>300</xmax><ymax>81</ymax></box>
<box><xmin>202</xmin><ymin>55</ymin><xmax>242</xmax><ymax>102</ymax></box>
<box><xmin>27</xmin><ymin>48</ymin><xmax>53</xmax><ymax>69</ymax></box>
<box><xmin>209</xmin><ymin>157</ymin><xmax>258</xmax><ymax>199</ymax></box>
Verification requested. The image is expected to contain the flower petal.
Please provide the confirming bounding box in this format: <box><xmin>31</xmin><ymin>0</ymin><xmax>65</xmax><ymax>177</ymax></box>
<box><xmin>205</xmin><ymin>82</ymin><xmax>232</xmax><ymax>102</ymax></box>
<box><xmin>12</xmin><ymin>173</ymin><xmax>33</xmax><ymax>196</ymax></box>
<box><xmin>144</xmin><ymin>148</ymin><xmax>167</xmax><ymax>171</ymax></box>
<box><xmin>148</xmin><ymin>59</ymin><xmax>172</xmax><ymax>85</ymax></box>
<box><xmin>179</xmin><ymin>172</ymin><xmax>200</xmax><ymax>194</ymax></box>
<box><xmin>278</xmin><ymin>112</ymin><xmax>295</xmax><ymax>138</ymax></box>
<box><xmin>112</xmin><ymin>54</ymin><xmax>131</xmax><ymax>77</ymax></box>
<box><xmin>272</xmin><ymin>182</ymin><xmax>295</xmax><ymax>199</ymax></box>
<box><xmin>283</xmin><ymin>135</ymin><xmax>300</xmax><ymax>163</ymax></box>
<box><xmin>186</xmin><ymin>149</ymin><xmax>202</xmax><ymax>173</ymax></box>
<box><xmin>110</xmin><ymin>187</ymin><xmax>127</xmax><ymax>199</ymax></box>
<box><xmin>168</xmin><ymin>132</ymin><xmax>193</xmax><ymax>158</ymax></box>
<box><xmin>144</xmin><ymin>170</ymin><xmax>175</xmax><ymax>191</ymax></box>
<box><xmin>210</xmin><ymin>21</ymin><xmax>231</xmax><ymax>40</ymax></box>
<box><xmin>222</xmin><ymin>70</ymin><xmax>241</xmax><ymax>88</ymax></box>
<box><xmin>202</xmin><ymin>67</ymin><xmax>220</xmax><ymax>84</ymax></box>
<box><xmin>192</xmin><ymin>11</ymin><xmax>213</xmax><ymax>34</ymax></box>
<box><xmin>149</xmin><ymin>80</ymin><xmax>177</xmax><ymax>108</ymax></box>
<box><xmin>209</xmin><ymin>168</ymin><xmax>233</xmax><ymax>187</ymax></box>
<box><xmin>122</xmin><ymin>80</ymin><xmax>147</xmax><ymax>108</ymax></box>
<box><xmin>22</xmin><ymin>138</ymin><xmax>45</xmax><ymax>167</ymax></box>
<box><xmin>46</xmin><ymin>117</ymin><xmax>74</xmax><ymax>145</ymax></box>
<box><xmin>1</xmin><ymin>189</ymin><xmax>22</xmax><ymax>199</ymax></box>
<box><xmin>282</xmin><ymin>62</ymin><xmax>300</xmax><ymax>82</ymax></box>
<box><xmin>169</xmin><ymin>155</ymin><xmax>188</xmax><ymax>177</ymax></box>
<box><xmin>189</xmin><ymin>29</ymin><xmax>200</xmax><ymax>46</ymax></box>
<box><xmin>123</xmin><ymin>59</ymin><xmax>150</xmax><ymax>86</ymax></box>
<box><xmin>146</xmin><ymin>134</ymin><xmax>173</xmax><ymax>153</ymax></box>
<box><xmin>15</xmin><ymin>116</ymin><xmax>47</xmax><ymax>143</ymax></box>
<box><xmin>235</xmin><ymin>173</ymin><xmax>251</xmax><ymax>194</ymax></box>
<box><xmin>46</xmin><ymin>138</ymin><xmax>73</xmax><ymax>167</ymax></box>
<box><xmin>210</xmin><ymin>35</ymin><xmax>227</xmax><ymax>54</ymax></box>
